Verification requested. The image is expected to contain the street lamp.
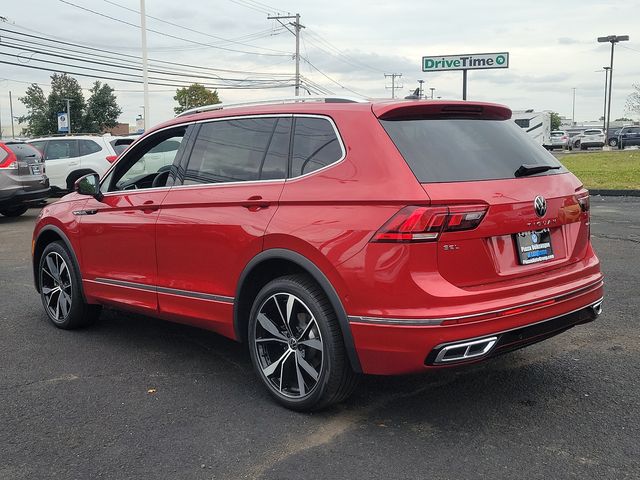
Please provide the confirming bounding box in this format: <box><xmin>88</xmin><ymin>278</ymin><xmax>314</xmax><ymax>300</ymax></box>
<box><xmin>597</xmin><ymin>34</ymin><xmax>629</xmax><ymax>139</ymax></box>
<box><xmin>430</xmin><ymin>87</ymin><xmax>435</xmax><ymax>100</ymax></box>
<box><xmin>598</xmin><ymin>67</ymin><xmax>611</xmax><ymax>133</ymax></box>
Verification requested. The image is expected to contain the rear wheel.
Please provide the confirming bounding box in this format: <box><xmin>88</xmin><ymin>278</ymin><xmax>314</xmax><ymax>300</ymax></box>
<box><xmin>608</xmin><ymin>138</ymin><xmax>618</xmax><ymax>147</ymax></box>
<box><xmin>38</xmin><ymin>242</ymin><xmax>101</xmax><ymax>329</ymax></box>
<box><xmin>0</xmin><ymin>206</ymin><xmax>29</xmax><ymax>217</ymax></box>
<box><xmin>248</xmin><ymin>275</ymin><xmax>358</xmax><ymax>411</ymax></box>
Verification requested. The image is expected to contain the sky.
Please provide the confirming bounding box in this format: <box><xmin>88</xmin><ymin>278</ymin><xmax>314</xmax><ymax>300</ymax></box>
<box><xmin>0</xmin><ymin>0</ymin><xmax>639</xmax><ymax>133</ymax></box>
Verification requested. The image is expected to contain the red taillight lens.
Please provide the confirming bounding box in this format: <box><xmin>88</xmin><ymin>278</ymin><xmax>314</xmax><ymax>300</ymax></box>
<box><xmin>106</xmin><ymin>155</ymin><xmax>118</xmax><ymax>163</ymax></box>
<box><xmin>561</xmin><ymin>136</ymin><xmax>567</xmax><ymax>140</ymax></box>
<box><xmin>372</xmin><ymin>205</ymin><xmax>487</xmax><ymax>243</ymax></box>
<box><xmin>0</xmin><ymin>145</ymin><xmax>18</xmax><ymax>169</ymax></box>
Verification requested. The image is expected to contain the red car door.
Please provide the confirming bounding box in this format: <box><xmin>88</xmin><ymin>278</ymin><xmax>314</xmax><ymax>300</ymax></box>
<box><xmin>79</xmin><ymin>125</ymin><xmax>192</xmax><ymax>314</ymax></box>
<box><xmin>155</xmin><ymin>116</ymin><xmax>290</xmax><ymax>338</ymax></box>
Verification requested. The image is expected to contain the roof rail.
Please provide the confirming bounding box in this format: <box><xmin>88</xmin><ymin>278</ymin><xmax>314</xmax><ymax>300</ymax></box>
<box><xmin>176</xmin><ymin>95</ymin><xmax>368</xmax><ymax>117</ymax></box>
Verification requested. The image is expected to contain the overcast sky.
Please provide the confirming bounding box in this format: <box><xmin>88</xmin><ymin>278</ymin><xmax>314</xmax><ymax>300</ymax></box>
<box><xmin>1</xmin><ymin>0</ymin><xmax>639</xmax><ymax>132</ymax></box>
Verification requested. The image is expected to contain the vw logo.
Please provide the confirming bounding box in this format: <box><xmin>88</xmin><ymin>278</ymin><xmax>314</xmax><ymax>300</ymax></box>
<box><xmin>534</xmin><ymin>196</ymin><xmax>547</xmax><ymax>217</ymax></box>
<box><xmin>531</xmin><ymin>233</ymin><xmax>538</xmax><ymax>243</ymax></box>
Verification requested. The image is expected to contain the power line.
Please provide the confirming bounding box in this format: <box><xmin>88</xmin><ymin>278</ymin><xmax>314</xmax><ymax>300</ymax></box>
<box><xmin>305</xmin><ymin>30</ymin><xmax>385</xmax><ymax>74</ymax></box>
<box><xmin>301</xmin><ymin>56</ymin><xmax>365</xmax><ymax>97</ymax></box>
<box><xmin>58</xmin><ymin>0</ymin><xmax>291</xmax><ymax>57</ymax></box>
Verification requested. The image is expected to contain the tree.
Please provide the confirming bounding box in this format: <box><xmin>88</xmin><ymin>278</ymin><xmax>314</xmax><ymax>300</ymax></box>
<box><xmin>19</xmin><ymin>73</ymin><xmax>122</xmax><ymax>135</ymax></box>
<box><xmin>173</xmin><ymin>84</ymin><xmax>220</xmax><ymax>115</ymax></box>
<box><xmin>614</xmin><ymin>117</ymin><xmax>633</xmax><ymax>122</ymax></box>
<box><xmin>18</xmin><ymin>84</ymin><xmax>49</xmax><ymax>136</ymax></box>
<box><xmin>626</xmin><ymin>83</ymin><xmax>640</xmax><ymax>117</ymax></box>
<box><xmin>550</xmin><ymin>111</ymin><xmax>562</xmax><ymax>131</ymax></box>
<box><xmin>84</xmin><ymin>81</ymin><xmax>122</xmax><ymax>133</ymax></box>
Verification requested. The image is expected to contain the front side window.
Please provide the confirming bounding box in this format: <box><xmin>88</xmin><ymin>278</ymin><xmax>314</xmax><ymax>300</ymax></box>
<box><xmin>104</xmin><ymin>126</ymin><xmax>187</xmax><ymax>192</ymax></box>
<box><xmin>183</xmin><ymin>117</ymin><xmax>290</xmax><ymax>185</ymax></box>
<box><xmin>291</xmin><ymin>117</ymin><xmax>343</xmax><ymax>177</ymax></box>
<box><xmin>45</xmin><ymin>140</ymin><xmax>78</xmax><ymax>160</ymax></box>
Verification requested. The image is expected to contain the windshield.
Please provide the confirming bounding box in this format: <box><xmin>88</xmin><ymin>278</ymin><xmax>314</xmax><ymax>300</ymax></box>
<box><xmin>381</xmin><ymin>118</ymin><xmax>565</xmax><ymax>183</ymax></box>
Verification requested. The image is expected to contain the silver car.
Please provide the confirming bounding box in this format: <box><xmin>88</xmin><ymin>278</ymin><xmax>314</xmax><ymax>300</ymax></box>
<box><xmin>550</xmin><ymin>130</ymin><xmax>569</xmax><ymax>150</ymax></box>
<box><xmin>571</xmin><ymin>129</ymin><xmax>605</xmax><ymax>150</ymax></box>
<box><xmin>0</xmin><ymin>142</ymin><xmax>50</xmax><ymax>217</ymax></box>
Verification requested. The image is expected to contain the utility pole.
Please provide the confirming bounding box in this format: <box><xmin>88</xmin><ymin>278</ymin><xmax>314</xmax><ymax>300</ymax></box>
<box><xmin>598</xmin><ymin>34</ymin><xmax>629</xmax><ymax>138</ymax></box>
<box><xmin>140</xmin><ymin>0</ymin><xmax>149</xmax><ymax>129</ymax></box>
<box><xmin>9</xmin><ymin>90</ymin><xmax>15</xmax><ymax>139</ymax></box>
<box><xmin>268</xmin><ymin>13</ymin><xmax>305</xmax><ymax>96</ymax></box>
<box><xmin>417</xmin><ymin>80</ymin><xmax>425</xmax><ymax>99</ymax></box>
<box><xmin>571</xmin><ymin>88</ymin><xmax>576</xmax><ymax>126</ymax></box>
<box><xmin>384</xmin><ymin>73</ymin><xmax>403</xmax><ymax>99</ymax></box>
<box><xmin>63</xmin><ymin>98</ymin><xmax>72</xmax><ymax>135</ymax></box>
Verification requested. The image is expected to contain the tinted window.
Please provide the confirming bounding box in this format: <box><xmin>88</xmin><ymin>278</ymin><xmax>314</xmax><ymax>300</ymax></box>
<box><xmin>291</xmin><ymin>117</ymin><xmax>342</xmax><ymax>177</ymax></box>
<box><xmin>110</xmin><ymin>138</ymin><xmax>134</xmax><ymax>155</ymax></box>
<box><xmin>184</xmin><ymin>117</ymin><xmax>290</xmax><ymax>185</ymax></box>
<box><xmin>79</xmin><ymin>139</ymin><xmax>102</xmax><ymax>156</ymax></box>
<box><xmin>29</xmin><ymin>140</ymin><xmax>47</xmax><ymax>153</ymax></box>
<box><xmin>6</xmin><ymin>143</ymin><xmax>42</xmax><ymax>161</ymax></box>
<box><xmin>381</xmin><ymin>118</ymin><xmax>565</xmax><ymax>183</ymax></box>
<box><xmin>514</xmin><ymin>119</ymin><xmax>530</xmax><ymax>128</ymax></box>
<box><xmin>45</xmin><ymin>139</ymin><xmax>77</xmax><ymax>160</ymax></box>
<box><xmin>550</xmin><ymin>131</ymin><xmax>565</xmax><ymax>137</ymax></box>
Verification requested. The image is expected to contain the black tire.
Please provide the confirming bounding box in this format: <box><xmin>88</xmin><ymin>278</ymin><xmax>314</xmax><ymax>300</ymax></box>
<box><xmin>248</xmin><ymin>274</ymin><xmax>358</xmax><ymax>411</ymax></box>
<box><xmin>38</xmin><ymin>241</ymin><xmax>101</xmax><ymax>329</ymax></box>
<box><xmin>0</xmin><ymin>206</ymin><xmax>29</xmax><ymax>217</ymax></box>
<box><xmin>580</xmin><ymin>143</ymin><xmax>587</xmax><ymax>151</ymax></box>
<box><xmin>609</xmin><ymin>138</ymin><xmax>618</xmax><ymax>147</ymax></box>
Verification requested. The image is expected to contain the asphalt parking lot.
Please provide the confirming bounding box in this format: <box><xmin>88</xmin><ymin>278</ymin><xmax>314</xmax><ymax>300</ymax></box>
<box><xmin>1</xmin><ymin>196</ymin><xmax>639</xmax><ymax>480</ymax></box>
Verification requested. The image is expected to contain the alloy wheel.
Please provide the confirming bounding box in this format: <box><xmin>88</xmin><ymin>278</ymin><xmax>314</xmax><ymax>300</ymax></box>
<box><xmin>253</xmin><ymin>293</ymin><xmax>324</xmax><ymax>399</ymax></box>
<box><xmin>40</xmin><ymin>252</ymin><xmax>73</xmax><ymax>322</ymax></box>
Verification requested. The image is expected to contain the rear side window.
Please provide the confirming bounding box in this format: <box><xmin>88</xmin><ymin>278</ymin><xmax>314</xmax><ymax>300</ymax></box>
<box><xmin>79</xmin><ymin>139</ymin><xmax>102</xmax><ymax>156</ymax></box>
<box><xmin>29</xmin><ymin>140</ymin><xmax>47</xmax><ymax>154</ymax></box>
<box><xmin>291</xmin><ymin>117</ymin><xmax>343</xmax><ymax>177</ymax></box>
<box><xmin>110</xmin><ymin>138</ymin><xmax>134</xmax><ymax>155</ymax></box>
<box><xmin>184</xmin><ymin>117</ymin><xmax>290</xmax><ymax>185</ymax></box>
<box><xmin>45</xmin><ymin>139</ymin><xmax>78</xmax><ymax>160</ymax></box>
<box><xmin>381</xmin><ymin>118</ymin><xmax>565</xmax><ymax>183</ymax></box>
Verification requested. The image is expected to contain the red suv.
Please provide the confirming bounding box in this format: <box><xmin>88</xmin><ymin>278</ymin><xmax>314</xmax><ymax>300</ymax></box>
<box><xmin>32</xmin><ymin>98</ymin><xmax>603</xmax><ymax>410</ymax></box>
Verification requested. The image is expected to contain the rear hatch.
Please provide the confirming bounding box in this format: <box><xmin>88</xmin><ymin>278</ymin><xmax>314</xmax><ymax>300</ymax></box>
<box><xmin>7</xmin><ymin>142</ymin><xmax>48</xmax><ymax>191</ymax></box>
<box><xmin>376</xmin><ymin>102</ymin><xmax>590</xmax><ymax>288</ymax></box>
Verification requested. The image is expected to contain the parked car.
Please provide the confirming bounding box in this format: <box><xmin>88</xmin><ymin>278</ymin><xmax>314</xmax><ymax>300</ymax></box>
<box><xmin>606</xmin><ymin>128</ymin><xmax>622</xmax><ymax>147</ymax></box>
<box><xmin>0</xmin><ymin>141</ymin><xmax>50</xmax><ymax>217</ymax></box>
<box><xmin>570</xmin><ymin>129</ymin><xmax>605</xmax><ymax>150</ymax></box>
<box><xmin>616</xmin><ymin>126</ymin><xmax>640</xmax><ymax>149</ymax></box>
<box><xmin>549</xmin><ymin>130</ymin><xmax>569</xmax><ymax>150</ymax></box>
<box><xmin>32</xmin><ymin>98</ymin><xmax>603</xmax><ymax>411</ymax></box>
<box><xmin>27</xmin><ymin>136</ymin><xmax>118</xmax><ymax>192</ymax></box>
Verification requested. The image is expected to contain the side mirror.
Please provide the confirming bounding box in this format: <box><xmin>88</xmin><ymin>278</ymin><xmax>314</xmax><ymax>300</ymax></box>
<box><xmin>74</xmin><ymin>173</ymin><xmax>103</xmax><ymax>201</ymax></box>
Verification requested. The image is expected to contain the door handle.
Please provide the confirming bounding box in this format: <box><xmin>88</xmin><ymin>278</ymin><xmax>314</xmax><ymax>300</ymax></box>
<box><xmin>141</xmin><ymin>200</ymin><xmax>159</xmax><ymax>213</ymax></box>
<box><xmin>242</xmin><ymin>195</ymin><xmax>269</xmax><ymax>211</ymax></box>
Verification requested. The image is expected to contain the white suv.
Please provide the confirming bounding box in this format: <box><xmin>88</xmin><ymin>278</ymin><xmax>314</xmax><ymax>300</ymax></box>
<box><xmin>28</xmin><ymin>136</ymin><xmax>119</xmax><ymax>191</ymax></box>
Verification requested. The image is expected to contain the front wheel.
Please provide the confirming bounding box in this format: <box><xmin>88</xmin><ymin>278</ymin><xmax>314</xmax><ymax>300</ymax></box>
<box><xmin>608</xmin><ymin>138</ymin><xmax>618</xmax><ymax>147</ymax></box>
<box><xmin>0</xmin><ymin>206</ymin><xmax>28</xmax><ymax>217</ymax></box>
<box><xmin>248</xmin><ymin>275</ymin><xmax>358</xmax><ymax>411</ymax></box>
<box><xmin>39</xmin><ymin>242</ymin><xmax>101</xmax><ymax>329</ymax></box>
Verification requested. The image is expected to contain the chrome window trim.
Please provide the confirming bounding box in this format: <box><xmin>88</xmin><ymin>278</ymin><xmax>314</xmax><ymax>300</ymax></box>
<box><xmin>89</xmin><ymin>278</ymin><xmax>234</xmax><ymax>304</ymax></box>
<box><xmin>348</xmin><ymin>280</ymin><xmax>604</xmax><ymax>326</ymax></box>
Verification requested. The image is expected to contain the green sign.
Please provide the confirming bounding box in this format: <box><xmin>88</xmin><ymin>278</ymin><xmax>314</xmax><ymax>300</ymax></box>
<box><xmin>422</xmin><ymin>52</ymin><xmax>509</xmax><ymax>72</ymax></box>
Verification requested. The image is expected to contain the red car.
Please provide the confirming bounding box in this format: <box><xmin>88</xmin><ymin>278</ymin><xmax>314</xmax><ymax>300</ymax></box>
<box><xmin>32</xmin><ymin>98</ymin><xmax>603</xmax><ymax>411</ymax></box>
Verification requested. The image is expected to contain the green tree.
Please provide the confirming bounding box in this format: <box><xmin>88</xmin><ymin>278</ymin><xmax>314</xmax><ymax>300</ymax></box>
<box><xmin>173</xmin><ymin>84</ymin><xmax>220</xmax><ymax>115</ymax></box>
<box><xmin>615</xmin><ymin>117</ymin><xmax>633</xmax><ymax>122</ymax></box>
<box><xmin>18</xmin><ymin>84</ymin><xmax>49</xmax><ymax>136</ymax></box>
<box><xmin>46</xmin><ymin>73</ymin><xmax>86</xmax><ymax>133</ymax></box>
<box><xmin>550</xmin><ymin>111</ymin><xmax>562</xmax><ymax>131</ymax></box>
<box><xmin>84</xmin><ymin>81</ymin><xmax>122</xmax><ymax>133</ymax></box>
<box><xmin>626</xmin><ymin>84</ymin><xmax>640</xmax><ymax>117</ymax></box>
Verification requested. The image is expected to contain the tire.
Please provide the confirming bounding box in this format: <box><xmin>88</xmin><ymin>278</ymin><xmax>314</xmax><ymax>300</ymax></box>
<box><xmin>248</xmin><ymin>274</ymin><xmax>358</xmax><ymax>411</ymax></box>
<box><xmin>0</xmin><ymin>206</ymin><xmax>29</xmax><ymax>217</ymax></box>
<box><xmin>608</xmin><ymin>138</ymin><xmax>618</xmax><ymax>147</ymax></box>
<box><xmin>580</xmin><ymin>143</ymin><xmax>587</xmax><ymax>151</ymax></box>
<box><xmin>38</xmin><ymin>241</ymin><xmax>101</xmax><ymax>329</ymax></box>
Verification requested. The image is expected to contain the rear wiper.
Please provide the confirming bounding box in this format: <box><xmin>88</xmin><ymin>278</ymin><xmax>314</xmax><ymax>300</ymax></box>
<box><xmin>514</xmin><ymin>164</ymin><xmax>561</xmax><ymax>178</ymax></box>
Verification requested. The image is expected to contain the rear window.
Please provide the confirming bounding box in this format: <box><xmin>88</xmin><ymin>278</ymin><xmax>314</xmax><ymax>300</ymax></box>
<box><xmin>584</xmin><ymin>130</ymin><xmax>602</xmax><ymax>135</ymax></box>
<box><xmin>381</xmin><ymin>119</ymin><xmax>565</xmax><ymax>183</ymax></box>
<box><xmin>6</xmin><ymin>143</ymin><xmax>42</xmax><ymax>161</ymax></box>
<box><xmin>550</xmin><ymin>131</ymin><xmax>565</xmax><ymax>137</ymax></box>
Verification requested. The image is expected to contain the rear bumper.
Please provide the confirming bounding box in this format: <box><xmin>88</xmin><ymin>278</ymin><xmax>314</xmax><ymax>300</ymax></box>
<box><xmin>349</xmin><ymin>281</ymin><xmax>603</xmax><ymax>375</ymax></box>
<box><xmin>0</xmin><ymin>183</ymin><xmax>50</xmax><ymax>208</ymax></box>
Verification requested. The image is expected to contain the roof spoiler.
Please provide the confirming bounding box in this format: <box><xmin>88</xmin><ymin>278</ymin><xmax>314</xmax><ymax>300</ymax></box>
<box><xmin>373</xmin><ymin>101</ymin><xmax>512</xmax><ymax>121</ymax></box>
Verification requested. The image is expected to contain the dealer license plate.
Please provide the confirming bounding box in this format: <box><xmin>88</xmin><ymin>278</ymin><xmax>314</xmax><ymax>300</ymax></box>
<box><xmin>30</xmin><ymin>165</ymin><xmax>41</xmax><ymax>175</ymax></box>
<box><xmin>515</xmin><ymin>229</ymin><xmax>555</xmax><ymax>265</ymax></box>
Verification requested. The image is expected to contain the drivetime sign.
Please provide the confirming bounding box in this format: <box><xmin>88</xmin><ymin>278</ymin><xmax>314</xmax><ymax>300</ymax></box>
<box><xmin>422</xmin><ymin>52</ymin><xmax>509</xmax><ymax>72</ymax></box>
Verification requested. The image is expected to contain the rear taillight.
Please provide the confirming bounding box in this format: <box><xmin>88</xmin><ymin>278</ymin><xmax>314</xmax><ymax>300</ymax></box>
<box><xmin>372</xmin><ymin>205</ymin><xmax>488</xmax><ymax>243</ymax></box>
<box><xmin>106</xmin><ymin>155</ymin><xmax>118</xmax><ymax>163</ymax></box>
<box><xmin>0</xmin><ymin>145</ymin><xmax>18</xmax><ymax>169</ymax></box>
<box><xmin>561</xmin><ymin>136</ymin><xmax>568</xmax><ymax>140</ymax></box>
<box><xmin>577</xmin><ymin>192</ymin><xmax>590</xmax><ymax>212</ymax></box>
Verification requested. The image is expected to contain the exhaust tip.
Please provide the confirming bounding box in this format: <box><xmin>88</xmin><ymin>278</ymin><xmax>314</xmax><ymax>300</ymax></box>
<box><xmin>433</xmin><ymin>336</ymin><xmax>498</xmax><ymax>364</ymax></box>
<box><xmin>592</xmin><ymin>301</ymin><xmax>603</xmax><ymax>316</ymax></box>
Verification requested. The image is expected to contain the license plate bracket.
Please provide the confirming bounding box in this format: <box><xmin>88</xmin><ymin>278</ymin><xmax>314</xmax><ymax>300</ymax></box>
<box><xmin>515</xmin><ymin>229</ymin><xmax>554</xmax><ymax>265</ymax></box>
<box><xmin>30</xmin><ymin>165</ymin><xmax>41</xmax><ymax>175</ymax></box>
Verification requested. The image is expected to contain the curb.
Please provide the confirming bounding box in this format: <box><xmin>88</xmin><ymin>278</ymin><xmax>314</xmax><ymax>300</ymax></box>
<box><xmin>590</xmin><ymin>189</ymin><xmax>640</xmax><ymax>197</ymax></box>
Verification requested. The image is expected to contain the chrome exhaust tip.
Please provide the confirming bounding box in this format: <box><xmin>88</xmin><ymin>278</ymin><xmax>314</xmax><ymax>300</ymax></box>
<box><xmin>592</xmin><ymin>301</ymin><xmax>603</xmax><ymax>316</ymax></box>
<box><xmin>433</xmin><ymin>336</ymin><xmax>498</xmax><ymax>364</ymax></box>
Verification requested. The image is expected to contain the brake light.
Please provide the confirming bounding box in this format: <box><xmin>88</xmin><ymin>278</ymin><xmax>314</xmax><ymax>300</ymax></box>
<box><xmin>106</xmin><ymin>155</ymin><xmax>118</xmax><ymax>163</ymax></box>
<box><xmin>372</xmin><ymin>205</ymin><xmax>487</xmax><ymax>242</ymax></box>
<box><xmin>561</xmin><ymin>136</ymin><xmax>567</xmax><ymax>141</ymax></box>
<box><xmin>0</xmin><ymin>144</ymin><xmax>18</xmax><ymax>169</ymax></box>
